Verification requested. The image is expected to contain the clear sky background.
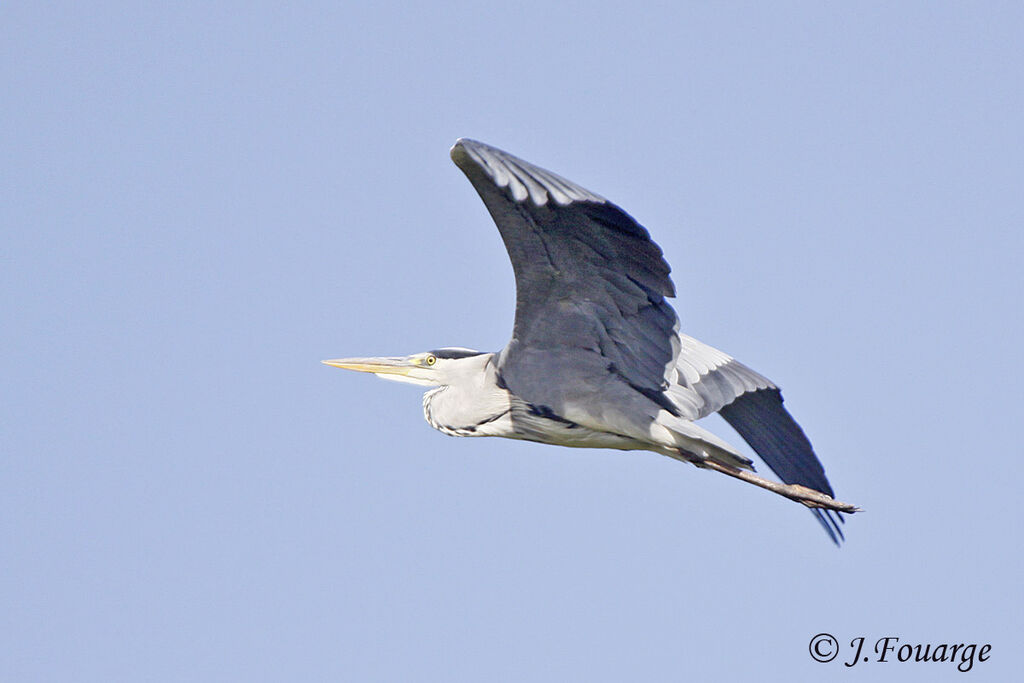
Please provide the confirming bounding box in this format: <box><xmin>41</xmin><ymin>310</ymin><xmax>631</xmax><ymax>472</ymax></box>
<box><xmin>3</xmin><ymin>2</ymin><xmax>1022</xmax><ymax>681</ymax></box>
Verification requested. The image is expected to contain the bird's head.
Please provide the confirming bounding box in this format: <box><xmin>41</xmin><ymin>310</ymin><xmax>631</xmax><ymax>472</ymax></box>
<box><xmin>322</xmin><ymin>347</ymin><xmax>487</xmax><ymax>387</ymax></box>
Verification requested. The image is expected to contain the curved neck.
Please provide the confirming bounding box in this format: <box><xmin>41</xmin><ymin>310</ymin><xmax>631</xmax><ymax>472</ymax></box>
<box><xmin>422</xmin><ymin>353</ymin><xmax>512</xmax><ymax>437</ymax></box>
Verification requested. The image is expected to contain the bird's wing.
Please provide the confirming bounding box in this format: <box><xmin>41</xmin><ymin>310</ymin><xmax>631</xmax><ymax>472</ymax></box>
<box><xmin>450</xmin><ymin>139</ymin><xmax>680</xmax><ymax>426</ymax></box>
<box><xmin>670</xmin><ymin>333</ymin><xmax>844</xmax><ymax>542</ymax></box>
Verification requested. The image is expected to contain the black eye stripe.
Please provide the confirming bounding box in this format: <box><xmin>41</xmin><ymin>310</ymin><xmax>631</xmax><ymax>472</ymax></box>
<box><xmin>429</xmin><ymin>348</ymin><xmax>483</xmax><ymax>360</ymax></box>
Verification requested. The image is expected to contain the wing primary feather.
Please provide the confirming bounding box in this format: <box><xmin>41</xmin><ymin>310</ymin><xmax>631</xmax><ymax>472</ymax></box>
<box><xmin>718</xmin><ymin>387</ymin><xmax>844</xmax><ymax>543</ymax></box>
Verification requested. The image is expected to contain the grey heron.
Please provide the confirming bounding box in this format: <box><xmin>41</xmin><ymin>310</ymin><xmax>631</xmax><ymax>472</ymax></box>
<box><xmin>325</xmin><ymin>139</ymin><xmax>858</xmax><ymax>543</ymax></box>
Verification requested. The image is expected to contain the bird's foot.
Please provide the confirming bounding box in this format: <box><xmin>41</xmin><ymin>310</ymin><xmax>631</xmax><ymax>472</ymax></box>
<box><xmin>698</xmin><ymin>460</ymin><xmax>862</xmax><ymax>513</ymax></box>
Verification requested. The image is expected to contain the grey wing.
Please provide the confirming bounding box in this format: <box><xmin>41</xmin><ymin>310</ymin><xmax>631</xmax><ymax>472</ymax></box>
<box><xmin>670</xmin><ymin>334</ymin><xmax>844</xmax><ymax>542</ymax></box>
<box><xmin>450</xmin><ymin>139</ymin><xmax>679</xmax><ymax>429</ymax></box>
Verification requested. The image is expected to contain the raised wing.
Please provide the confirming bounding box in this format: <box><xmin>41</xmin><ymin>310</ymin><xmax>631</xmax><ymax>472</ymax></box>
<box><xmin>450</xmin><ymin>139</ymin><xmax>679</xmax><ymax>419</ymax></box>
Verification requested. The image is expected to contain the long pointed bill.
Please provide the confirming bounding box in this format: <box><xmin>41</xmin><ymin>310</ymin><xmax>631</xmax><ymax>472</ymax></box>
<box><xmin>321</xmin><ymin>355</ymin><xmax>437</xmax><ymax>386</ymax></box>
<box><xmin>321</xmin><ymin>356</ymin><xmax>416</xmax><ymax>377</ymax></box>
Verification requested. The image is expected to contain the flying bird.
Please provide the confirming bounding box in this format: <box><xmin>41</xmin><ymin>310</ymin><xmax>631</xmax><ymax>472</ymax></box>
<box><xmin>325</xmin><ymin>139</ymin><xmax>858</xmax><ymax>542</ymax></box>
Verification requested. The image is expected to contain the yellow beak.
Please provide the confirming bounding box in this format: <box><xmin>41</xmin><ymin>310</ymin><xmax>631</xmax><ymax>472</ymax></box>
<box><xmin>321</xmin><ymin>356</ymin><xmax>416</xmax><ymax>377</ymax></box>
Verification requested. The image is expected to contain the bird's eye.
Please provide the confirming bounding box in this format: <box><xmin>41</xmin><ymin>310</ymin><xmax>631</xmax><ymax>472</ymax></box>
<box><xmin>425</xmin><ymin>355</ymin><xmax>436</xmax><ymax>366</ymax></box>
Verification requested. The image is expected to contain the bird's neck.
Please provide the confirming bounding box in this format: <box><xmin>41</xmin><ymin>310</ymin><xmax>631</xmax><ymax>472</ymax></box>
<box><xmin>422</xmin><ymin>354</ymin><xmax>512</xmax><ymax>437</ymax></box>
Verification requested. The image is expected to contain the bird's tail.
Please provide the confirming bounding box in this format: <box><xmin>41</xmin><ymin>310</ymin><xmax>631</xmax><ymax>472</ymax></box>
<box><xmin>654</xmin><ymin>415</ymin><xmax>754</xmax><ymax>471</ymax></box>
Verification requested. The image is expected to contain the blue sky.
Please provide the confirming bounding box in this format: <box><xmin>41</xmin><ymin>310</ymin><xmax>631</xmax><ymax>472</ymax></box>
<box><xmin>3</xmin><ymin>2</ymin><xmax>1022</xmax><ymax>681</ymax></box>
